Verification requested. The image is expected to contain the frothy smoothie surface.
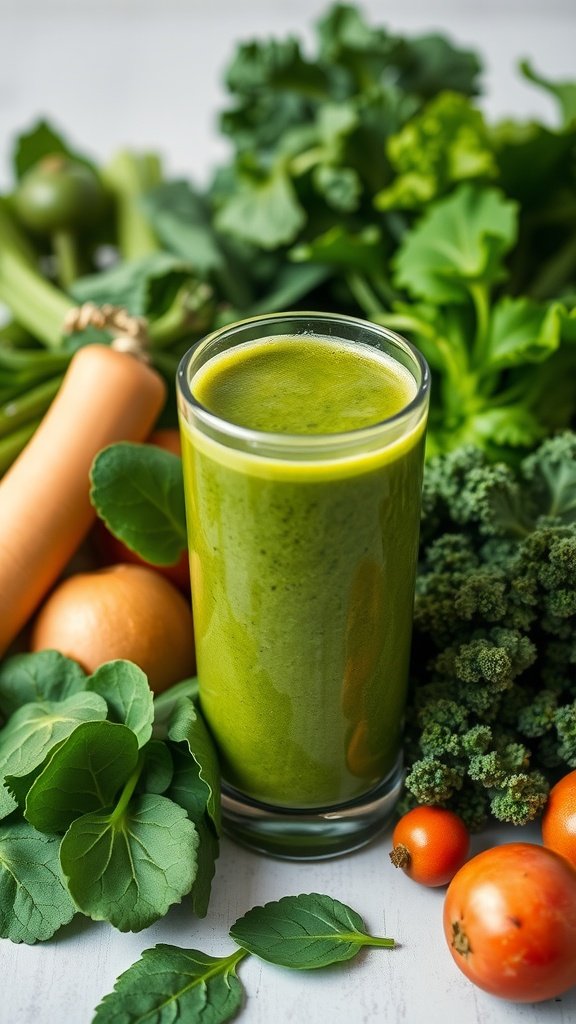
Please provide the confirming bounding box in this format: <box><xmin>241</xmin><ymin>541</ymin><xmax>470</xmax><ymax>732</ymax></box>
<box><xmin>192</xmin><ymin>336</ymin><xmax>417</xmax><ymax>434</ymax></box>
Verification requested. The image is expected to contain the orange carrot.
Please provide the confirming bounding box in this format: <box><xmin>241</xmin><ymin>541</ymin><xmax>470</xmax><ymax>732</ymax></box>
<box><xmin>0</xmin><ymin>343</ymin><xmax>166</xmax><ymax>657</ymax></box>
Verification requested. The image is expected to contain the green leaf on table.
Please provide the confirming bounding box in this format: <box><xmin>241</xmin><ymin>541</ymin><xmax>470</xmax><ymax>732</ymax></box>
<box><xmin>230</xmin><ymin>893</ymin><xmax>395</xmax><ymax>969</ymax></box>
<box><xmin>90</xmin><ymin>441</ymin><xmax>187</xmax><ymax>566</ymax></box>
<box><xmin>215</xmin><ymin>163</ymin><xmax>305</xmax><ymax>250</ymax></box>
<box><xmin>72</xmin><ymin>252</ymin><xmax>193</xmax><ymax>318</ymax></box>
<box><xmin>486</xmin><ymin>297</ymin><xmax>562</xmax><ymax>369</ymax></box>
<box><xmin>87</xmin><ymin>661</ymin><xmax>154</xmax><ymax>747</ymax></box>
<box><xmin>0</xmin><ymin>822</ymin><xmax>75</xmax><ymax>943</ymax></box>
<box><xmin>22</xmin><ymin>721</ymin><xmax>139</xmax><ymax>833</ymax></box>
<box><xmin>393</xmin><ymin>183</ymin><xmax>518</xmax><ymax>303</ymax></box>
<box><xmin>168</xmin><ymin>698</ymin><xmax>221</xmax><ymax>834</ymax></box>
<box><xmin>0</xmin><ymin>693</ymin><xmax>108</xmax><ymax>819</ymax></box>
<box><xmin>137</xmin><ymin>740</ymin><xmax>173</xmax><ymax>795</ymax></box>
<box><xmin>520</xmin><ymin>60</ymin><xmax>576</xmax><ymax>128</ymax></box>
<box><xmin>0</xmin><ymin>650</ymin><xmax>87</xmax><ymax>718</ymax></box>
<box><xmin>92</xmin><ymin>944</ymin><xmax>245</xmax><ymax>1024</ymax></box>
<box><xmin>60</xmin><ymin>794</ymin><xmax>198</xmax><ymax>931</ymax></box>
<box><xmin>166</xmin><ymin>745</ymin><xmax>218</xmax><ymax>918</ymax></box>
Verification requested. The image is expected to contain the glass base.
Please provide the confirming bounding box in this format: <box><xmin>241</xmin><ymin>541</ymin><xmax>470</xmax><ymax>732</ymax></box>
<box><xmin>221</xmin><ymin>759</ymin><xmax>403</xmax><ymax>860</ymax></box>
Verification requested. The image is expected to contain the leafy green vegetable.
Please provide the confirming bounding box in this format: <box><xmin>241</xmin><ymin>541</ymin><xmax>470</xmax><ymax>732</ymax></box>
<box><xmin>404</xmin><ymin>432</ymin><xmax>576</xmax><ymax>829</ymax></box>
<box><xmin>168</xmin><ymin>697</ymin><xmax>221</xmax><ymax>834</ymax></box>
<box><xmin>92</xmin><ymin>945</ymin><xmax>247</xmax><ymax>1024</ymax></box>
<box><xmin>87</xmin><ymin>660</ymin><xmax>154</xmax><ymax>747</ymax></box>
<box><xmin>137</xmin><ymin>739</ymin><xmax>173</xmax><ymax>795</ymax></box>
<box><xmin>0</xmin><ymin>692</ymin><xmax>108</xmax><ymax>818</ymax></box>
<box><xmin>60</xmin><ymin>793</ymin><xmax>199</xmax><ymax>932</ymax></box>
<box><xmin>0</xmin><ymin>650</ymin><xmax>86</xmax><ymax>719</ymax></box>
<box><xmin>0</xmin><ymin>822</ymin><xmax>75</xmax><ymax>943</ymax></box>
<box><xmin>90</xmin><ymin>441</ymin><xmax>187</xmax><ymax>566</ymax></box>
<box><xmin>230</xmin><ymin>893</ymin><xmax>394</xmax><ymax>968</ymax></box>
<box><xmin>22</xmin><ymin>721</ymin><xmax>139</xmax><ymax>833</ymax></box>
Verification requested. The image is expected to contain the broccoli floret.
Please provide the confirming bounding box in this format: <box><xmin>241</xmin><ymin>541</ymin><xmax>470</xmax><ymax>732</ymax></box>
<box><xmin>489</xmin><ymin>771</ymin><xmax>549</xmax><ymax>826</ymax></box>
<box><xmin>517</xmin><ymin>690</ymin><xmax>558</xmax><ymax>738</ymax></box>
<box><xmin>468</xmin><ymin>740</ymin><xmax>531</xmax><ymax>788</ymax></box>
<box><xmin>404</xmin><ymin>757</ymin><xmax>463</xmax><ymax>804</ymax></box>
<box><xmin>554</xmin><ymin>702</ymin><xmax>576</xmax><ymax>766</ymax></box>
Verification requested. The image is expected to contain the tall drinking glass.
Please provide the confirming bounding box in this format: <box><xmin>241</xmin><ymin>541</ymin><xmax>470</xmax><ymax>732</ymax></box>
<box><xmin>177</xmin><ymin>312</ymin><xmax>430</xmax><ymax>858</ymax></box>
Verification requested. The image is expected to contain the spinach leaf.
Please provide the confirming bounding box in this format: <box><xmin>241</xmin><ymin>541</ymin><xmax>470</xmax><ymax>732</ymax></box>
<box><xmin>166</xmin><ymin>745</ymin><xmax>218</xmax><ymax>919</ymax></box>
<box><xmin>60</xmin><ymin>794</ymin><xmax>198</xmax><ymax>932</ymax></box>
<box><xmin>0</xmin><ymin>693</ymin><xmax>108</xmax><ymax>819</ymax></box>
<box><xmin>23</xmin><ymin>721</ymin><xmax>139</xmax><ymax>833</ymax></box>
<box><xmin>92</xmin><ymin>944</ymin><xmax>246</xmax><ymax>1024</ymax></box>
<box><xmin>168</xmin><ymin>698</ymin><xmax>221</xmax><ymax>835</ymax></box>
<box><xmin>0</xmin><ymin>650</ymin><xmax>86</xmax><ymax>718</ymax></box>
<box><xmin>137</xmin><ymin>740</ymin><xmax>173</xmax><ymax>795</ymax></box>
<box><xmin>215</xmin><ymin>163</ymin><xmax>305</xmax><ymax>251</ymax></box>
<box><xmin>90</xmin><ymin>441</ymin><xmax>187</xmax><ymax>566</ymax></box>
<box><xmin>230</xmin><ymin>893</ymin><xmax>394</xmax><ymax>969</ymax></box>
<box><xmin>152</xmin><ymin>677</ymin><xmax>199</xmax><ymax>737</ymax></box>
<box><xmin>0</xmin><ymin>822</ymin><xmax>75</xmax><ymax>943</ymax></box>
<box><xmin>87</xmin><ymin>660</ymin><xmax>154</xmax><ymax>747</ymax></box>
<box><xmin>72</xmin><ymin>252</ymin><xmax>193</xmax><ymax>318</ymax></box>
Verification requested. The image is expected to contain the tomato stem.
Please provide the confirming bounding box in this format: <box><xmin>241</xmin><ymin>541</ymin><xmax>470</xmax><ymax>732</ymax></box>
<box><xmin>389</xmin><ymin>843</ymin><xmax>411</xmax><ymax>870</ymax></box>
<box><xmin>451</xmin><ymin>921</ymin><xmax>473</xmax><ymax>958</ymax></box>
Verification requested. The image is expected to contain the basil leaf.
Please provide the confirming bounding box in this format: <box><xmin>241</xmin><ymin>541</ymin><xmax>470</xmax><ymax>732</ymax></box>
<box><xmin>23</xmin><ymin>722</ymin><xmax>139</xmax><ymax>833</ymax></box>
<box><xmin>137</xmin><ymin>740</ymin><xmax>173</xmax><ymax>795</ymax></box>
<box><xmin>0</xmin><ymin>822</ymin><xmax>75</xmax><ymax>943</ymax></box>
<box><xmin>90</xmin><ymin>442</ymin><xmax>187</xmax><ymax>566</ymax></box>
<box><xmin>168</xmin><ymin>698</ymin><xmax>221</xmax><ymax>834</ymax></box>
<box><xmin>88</xmin><ymin>661</ymin><xmax>154</xmax><ymax>747</ymax></box>
<box><xmin>393</xmin><ymin>183</ymin><xmax>517</xmax><ymax>303</ymax></box>
<box><xmin>92</xmin><ymin>944</ymin><xmax>246</xmax><ymax>1024</ymax></box>
<box><xmin>60</xmin><ymin>794</ymin><xmax>198</xmax><ymax>931</ymax></box>
<box><xmin>0</xmin><ymin>650</ymin><xmax>86</xmax><ymax>718</ymax></box>
<box><xmin>0</xmin><ymin>693</ymin><xmax>108</xmax><ymax>819</ymax></box>
<box><xmin>230</xmin><ymin>893</ymin><xmax>395</xmax><ymax>969</ymax></box>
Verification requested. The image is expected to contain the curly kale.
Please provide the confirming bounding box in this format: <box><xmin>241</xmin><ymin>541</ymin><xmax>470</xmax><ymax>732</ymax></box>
<box><xmin>405</xmin><ymin>433</ymin><xmax>576</xmax><ymax>829</ymax></box>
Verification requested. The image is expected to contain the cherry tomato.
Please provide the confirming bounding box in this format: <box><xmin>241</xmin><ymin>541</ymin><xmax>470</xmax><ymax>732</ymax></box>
<box><xmin>389</xmin><ymin>806</ymin><xmax>470</xmax><ymax>887</ymax></box>
<box><xmin>443</xmin><ymin>842</ymin><xmax>576</xmax><ymax>1002</ymax></box>
<box><xmin>92</xmin><ymin>428</ymin><xmax>190</xmax><ymax>593</ymax></box>
<box><xmin>542</xmin><ymin>770</ymin><xmax>576</xmax><ymax>869</ymax></box>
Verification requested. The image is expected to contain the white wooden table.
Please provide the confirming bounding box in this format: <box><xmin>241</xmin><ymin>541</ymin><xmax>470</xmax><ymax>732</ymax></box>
<box><xmin>1</xmin><ymin>2</ymin><xmax>576</xmax><ymax>1021</ymax></box>
<box><xmin>1</xmin><ymin>821</ymin><xmax>575</xmax><ymax>1023</ymax></box>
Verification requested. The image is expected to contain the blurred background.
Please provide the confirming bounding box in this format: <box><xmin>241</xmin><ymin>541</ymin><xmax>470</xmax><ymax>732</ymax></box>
<box><xmin>1</xmin><ymin>0</ymin><xmax>575</xmax><ymax>186</ymax></box>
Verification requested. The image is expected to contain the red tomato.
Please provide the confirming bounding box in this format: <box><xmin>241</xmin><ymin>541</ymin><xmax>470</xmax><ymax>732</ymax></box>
<box><xmin>542</xmin><ymin>770</ymin><xmax>576</xmax><ymax>869</ymax></box>
<box><xmin>92</xmin><ymin>427</ymin><xmax>190</xmax><ymax>593</ymax></box>
<box><xmin>389</xmin><ymin>806</ymin><xmax>470</xmax><ymax>886</ymax></box>
<box><xmin>443</xmin><ymin>842</ymin><xmax>576</xmax><ymax>1002</ymax></box>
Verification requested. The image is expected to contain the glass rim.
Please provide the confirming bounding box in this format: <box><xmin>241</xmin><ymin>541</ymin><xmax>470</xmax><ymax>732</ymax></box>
<box><xmin>177</xmin><ymin>310</ymin><xmax>430</xmax><ymax>455</ymax></box>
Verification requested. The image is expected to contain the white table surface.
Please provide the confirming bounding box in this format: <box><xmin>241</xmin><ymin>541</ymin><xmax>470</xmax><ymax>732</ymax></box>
<box><xmin>1</xmin><ymin>821</ymin><xmax>575</xmax><ymax>1024</ymax></box>
<box><xmin>1</xmin><ymin>3</ymin><xmax>576</xmax><ymax>1022</ymax></box>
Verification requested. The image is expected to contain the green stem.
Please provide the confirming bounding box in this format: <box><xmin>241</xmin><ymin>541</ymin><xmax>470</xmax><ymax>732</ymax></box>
<box><xmin>289</xmin><ymin>147</ymin><xmax>324</xmax><ymax>177</ymax></box>
<box><xmin>0</xmin><ymin>247</ymin><xmax>72</xmax><ymax>349</ymax></box>
<box><xmin>52</xmin><ymin>229</ymin><xmax>82</xmax><ymax>289</ymax></box>
<box><xmin>359</xmin><ymin>934</ymin><xmax>396</xmax><ymax>949</ymax></box>
<box><xmin>345</xmin><ymin>272</ymin><xmax>384</xmax><ymax>319</ymax></box>
<box><xmin>111</xmin><ymin>755</ymin><xmax>145</xmax><ymax>825</ymax></box>
<box><xmin>469</xmin><ymin>281</ymin><xmax>491</xmax><ymax>369</ymax></box>
<box><xmin>104</xmin><ymin>150</ymin><xmax>163</xmax><ymax>261</ymax></box>
<box><xmin>0</xmin><ymin>418</ymin><xmax>41</xmax><ymax>475</ymax></box>
<box><xmin>0</xmin><ymin>375</ymin><xmax>62</xmax><ymax>438</ymax></box>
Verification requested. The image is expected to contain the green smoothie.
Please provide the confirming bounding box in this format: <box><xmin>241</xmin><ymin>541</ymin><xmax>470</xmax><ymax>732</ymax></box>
<box><xmin>180</xmin><ymin>334</ymin><xmax>426</xmax><ymax>808</ymax></box>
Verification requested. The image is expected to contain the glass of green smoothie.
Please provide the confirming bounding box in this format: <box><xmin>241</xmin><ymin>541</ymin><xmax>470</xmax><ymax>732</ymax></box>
<box><xmin>177</xmin><ymin>312</ymin><xmax>430</xmax><ymax>858</ymax></box>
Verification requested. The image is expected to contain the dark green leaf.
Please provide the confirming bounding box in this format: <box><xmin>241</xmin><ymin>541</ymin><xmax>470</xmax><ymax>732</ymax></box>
<box><xmin>23</xmin><ymin>722</ymin><xmax>139</xmax><ymax>833</ymax></box>
<box><xmin>230</xmin><ymin>893</ymin><xmax>394</xmax><ymax>969</ymax></box>
<box><xmin>60</xmin><ymin>794</ymin><xmax>198</xmax><ymax>931</ymax></box>
<box><xmin>92</xmin><ymin>944</ymin><xmax>245</xmax><ymax>1024</ymax></box>
<box><xmin>0</xmin><ymin>822</ymin><xmax>75</xmax><ymax>943</ymax></box>
<box><xmin>88</xmin><ymin>661</ymin><xmax>154</xmax><ymax>747</ymax></box>
<box><xmin>12</xmin><ymin>118</ymin><xmax>97</xmax><ymax>179</ymax></box>
<box><xmin>90</xmin><ymin>442</ymin><xmax>187</xmax><ymax>566</ymax></box>
<box><xmin>72</xmin><ymin>253</ymin><xmax>193</xmax><ymax>318</ymax></box>
<box><xmin>166</xmin><ymin>746</ymin><xmax>219</xmax><ymax>918</ymax></box>
<box><xmin>393</xmin><ymin>33</ymin><xmax>482</xmax><ymax>100</ymax></box>
<box><xmin>0</xmin><ymin>693</ymin><xmax>108</xmax><ymax>819</ymax></box>
<box><xmin>486</xmin><ymin>297</ymin><xmax>562</xmax><ymax>369</ymax></box>
<box><xmin>137</xmin><ymin>740</ymin><xmax>173</xmax><ymax>795</ymax></box>
<box><xmin>0</xmin><ymin>650</ymin><xmax>86</xmax><ymax>718</ymax></box>
<box><xmin>393</xmin><ymin>184</ymin><xmax>518</xmax><ymax>303</ymax></box>
<box><xmin>215</xmin><ymin>164</ymin><xmax>305</xmax><ymax>250</ymax></box>
<box><xmin>152</xmin><ymin>678</ymin><xmax>199</xmax><ymax>739</ymax></box>
<box><xmin>520</xmin><ymin>60</ymin><xmax>576</xmax><ymax>128</ymax></box>
<box><xmin>141</xmin><ymin>181</ymin><xmax>226</xmax><ymax>274</ymax></box>
<box><xmin>248</xmin><ymin>263</ymin><xmax>330</xmax><ymax>316</ymax></box>
<box><xmin>168</xmin><ymin>699</ymin><xmax>221</xmax><ymax>834</ymax></box>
